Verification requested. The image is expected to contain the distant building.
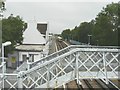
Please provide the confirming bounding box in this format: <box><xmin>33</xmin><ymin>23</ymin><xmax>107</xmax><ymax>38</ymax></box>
<box><xmin>14</xmin><ymin>20</ymin><xmax>49</xmax><ymax>67</ymax></box>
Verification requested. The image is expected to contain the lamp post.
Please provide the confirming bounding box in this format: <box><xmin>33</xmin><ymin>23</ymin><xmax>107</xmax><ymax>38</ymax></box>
<box><xmin>88</xmin><ymin>34</ymin><xmax>92</xmax><ymax>45</ymax></box>
<box><xmin>2</xmin><ymin>41</ymin><xmax>11</xmax><ymax>88</ymax></box>
<box><xmin>2</xmin><ymin>41</ymin><xmax>11</xmax><ymax>62</ymax></box>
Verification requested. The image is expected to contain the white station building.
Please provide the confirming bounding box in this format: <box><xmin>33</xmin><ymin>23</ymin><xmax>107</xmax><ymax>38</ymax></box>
<box><xmin>15</xmin><ymin>20</ymin><xmax>49</xmax><ymax>64</ymax></box>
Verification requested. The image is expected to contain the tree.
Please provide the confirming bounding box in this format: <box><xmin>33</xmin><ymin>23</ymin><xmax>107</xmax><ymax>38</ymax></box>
<box><xmin>93</xmin><ymin>3</ymin><xmax>119</xmax><ymax>46</ymax></box>
<box><xmin>118</xmin><ymin>2</ymin><xmax>120</xmax><ymax>46</ymax></box>
<box><xmin>61</xmin><ymin>29</ymin><xmax>71</xmax><ymax>40</ymax></box>
<box><xmin>64</xmin><ymin>22</ymin><xmax>94</xmax><ymax>44</ymax></box>
<box><xmin>61</xmin><ymin>2</ymin><xmax>119</xmax><ymax>46</ymax></box>
<box><xmin>2</xmin><ymin>14</ymin><xmax>26</xmax><ymax>56</ymax></box>
<box><xmin>71</xmin><ymin>26</ymin><xmax>79</xmax><ymax>41</ymax></box>
<box><xmin>78</xmin><ymin>22</ymin><xmax>93</xmax><ymax>44</ymax></box>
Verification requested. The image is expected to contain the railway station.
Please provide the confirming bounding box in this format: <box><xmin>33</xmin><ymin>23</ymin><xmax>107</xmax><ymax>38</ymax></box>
<box><xmin>0</xmin><ymin>0</ymin><xmax>120</xmax><ymax>89</ymax></box>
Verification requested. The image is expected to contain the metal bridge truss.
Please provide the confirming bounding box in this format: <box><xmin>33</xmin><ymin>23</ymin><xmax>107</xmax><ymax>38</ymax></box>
<box><xmin>0</xmin><ymin>45</ymin><xmax>120</xmax><ymax>89</ymax></box>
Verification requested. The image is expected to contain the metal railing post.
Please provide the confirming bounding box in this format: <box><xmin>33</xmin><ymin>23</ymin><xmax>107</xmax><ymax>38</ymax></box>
<box><xmin>70</xmin><ymin>54</ymin><xmax>74</xmax><ymax>80</ymax></box>
<box><xmin>18</xmin><ymin>72</ymin><xmax>23</xmax><ymax>88</ymax></box>
<box><xmin>0</xmin><ymin>81</ymin><xmax>2</xmax><ymax>89</ymax></box>
<box><xmin>27</xmin><ymin>60</ymin><xmax>30</xmax><ymax>71</ymax></box>
<box><xmin>76</xmin><ymin>52</ymin><xmax>79</xmax><ymax>84</ymax></box>
<box><xmin>74</xmin><ymin>53</ymin><xmax>76</xmax><ymax>79</ymax></box>
<box><xmin>55</xmin><ymin>61</ymin><xmax>58</xmax><ymax>88</ymax></box>
<box><xmin>47</xmin><ymin>65</ymin><xmax>50</xmax><ymax>88</ymax></box>
<box><xmin>2</xmin><ymin>61</ymin><xmax>6</xmax><ymax>88</ymax></box>
<box><xmin>27</xmin><ymin>60</ymin><xmax>31</xmax><ymax>83</ymax></box>
<box><xmin>103</xmin><ymin>52</ymin><xmax>109</xmax><ymax>84</ymax></box>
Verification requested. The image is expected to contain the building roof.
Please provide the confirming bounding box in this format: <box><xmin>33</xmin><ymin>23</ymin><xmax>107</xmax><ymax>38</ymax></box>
<box><xmin>23</xmin><ymin>20</ymin><xmax>46</xmax><ymax>45</ymax></box>
<box><xmin>37</xmin><ymin>22</ymin><xmax>48</xmax><ymax>24</ymax></box>
<box><xmin>15</xmin><ymin>44</ymin><xmax>45</xmax><ymax>51</ymax></box>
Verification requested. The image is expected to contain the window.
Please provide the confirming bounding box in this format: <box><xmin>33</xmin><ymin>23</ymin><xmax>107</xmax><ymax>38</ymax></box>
<box><xmin>29</xmin><ymin>54</ymin><xmax>34</xmax><ymax>62</ymax></box>
<box><xmin>22</xmin><ymin>54</ymin><xmax>27</xmax><ymax>61</ymax></box>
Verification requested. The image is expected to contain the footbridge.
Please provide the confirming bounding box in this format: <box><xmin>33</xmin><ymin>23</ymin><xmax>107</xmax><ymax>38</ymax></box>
<box><xmin>0</xmin><ymin>45</ymin><xmax>120</xmax><ymax>89</ymax></box>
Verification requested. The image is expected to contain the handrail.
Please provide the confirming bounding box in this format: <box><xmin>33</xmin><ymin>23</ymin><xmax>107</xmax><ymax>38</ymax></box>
<box><xmin>0</xmin><ymin>64</ymin><xmax>3</xmax><ymax>68</ymax></box>
<box><xmin>24</xmin><ymin>48</ymin><xmax>119</xmax><ymax>75</ymax></box>
<box><xmin>30</xmin><ymin>45</ymin><xmax>119</xmax><ymax>68</ymax></box>
<box><xmin>13</xmin><ymin>62</ymin><xmax>27</xmax><ymax>73</ymax></box>
<box><xmin>30</xmin><ymin>45</ymin><xmax>71</xmax><ymax>67</ymax></box>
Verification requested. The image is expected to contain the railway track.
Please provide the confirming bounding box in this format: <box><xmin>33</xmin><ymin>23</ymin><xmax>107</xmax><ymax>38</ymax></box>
<box><xmin>58</xmin><ymin>78</ymin><xmax>120</xmax><ymax>89</ymax></box>
<box><xmin>110</xmin><ymin>79</ymin><xmax>120</xmax><ymax>89</ymax></box>
<box><xmin>80</xmin><ymin>79</ymin><xmax>119</xmax><ymax>90</ymax></box>
<box><xmin>83</xmin><ymin>79</ymin><xmax>93</xmax><ymax>90</ymax></box>
<box><xmin>56</xmin><ymin>39</ymin><xmax>68</xmax><ymax>51</ymax></box>
<box><xmin>94</xmin><ymin>79</ymin><xmax>108</xmax><ymax>89</ymax></box>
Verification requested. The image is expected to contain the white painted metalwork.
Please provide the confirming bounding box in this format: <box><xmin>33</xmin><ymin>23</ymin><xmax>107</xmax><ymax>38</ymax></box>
<box><xmin>0</xmin><ymin>45</ymin><xmax>119</xmax><ymax>89</ymax></box>
<box><xmin>30</xmin><ymin>45</ymin><xmax>119</xmax><ymax>68</ymax></box>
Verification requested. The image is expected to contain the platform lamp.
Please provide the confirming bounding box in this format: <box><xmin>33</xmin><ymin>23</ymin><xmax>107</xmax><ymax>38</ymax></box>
<box><xmin>1</xmin><ymin>41</ymin><xmax>11</xmax><ymax>88</ymax></box>
<box><xmin>2</xmin><ymin>41</ymin><xmax>11</xmax><ymax>62</ymax></box>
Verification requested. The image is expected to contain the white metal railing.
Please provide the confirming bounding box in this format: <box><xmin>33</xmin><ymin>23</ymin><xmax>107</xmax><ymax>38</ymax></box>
<box><xmin>0</xmin><ymin>62</ymin><xmax>6</xmax><ymax>89</ymax></box>
<box><xmin>0</xmin><ymin>46</ymin><xmax>119</xmax><ymax>89</ymax></box>
<box><xmin>13</xmin><ymin>61</ymin><xmax>28</xmax><ymax>73</ymax></box>
<box><xmin>30</xmin><ymin>45</ymin><xmax>119</xmax><ymax>68</ymax></box>
<box><xmin>18</xmin><ymin>47</ymin><xmax>120</xmax><ymax>88</ymax></box>
<box><xmin>0</xmin><ymin>63</ymin><xmax>3</xmax><ymax>89</ymax></box>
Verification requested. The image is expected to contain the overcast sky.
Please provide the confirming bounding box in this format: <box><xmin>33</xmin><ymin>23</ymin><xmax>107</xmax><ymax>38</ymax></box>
<box><xmin>4</xmin><ymin>0</ymin><xmax>119</xmax><ymax>34</ymax></box>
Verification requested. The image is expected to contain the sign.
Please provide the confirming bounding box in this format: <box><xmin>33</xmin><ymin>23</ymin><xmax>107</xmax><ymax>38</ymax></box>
<box><xmin>11</xmin><ymin>57</ymin><xmax>16</xmax><ymax>63</ymax></box>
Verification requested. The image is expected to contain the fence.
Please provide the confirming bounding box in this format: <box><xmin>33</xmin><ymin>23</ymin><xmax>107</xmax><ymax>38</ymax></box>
<box><xmin>0</xmin><ymin>45</ymin><xmax>119</xmax><ymax>89</ymax></box>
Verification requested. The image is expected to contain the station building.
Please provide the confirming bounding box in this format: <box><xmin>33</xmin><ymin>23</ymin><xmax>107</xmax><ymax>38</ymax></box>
<box><xmin>7</xmin><ymin>20</ymin><xmax>49</xmax><ymax>68</ymax></box>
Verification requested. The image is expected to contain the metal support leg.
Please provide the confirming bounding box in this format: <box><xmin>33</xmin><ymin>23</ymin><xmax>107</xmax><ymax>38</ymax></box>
<box><xmin>18</xmin><ymin>77</ymin><xmax>23</xmax><ymax>88</ymax></box>
<box><xmin>63</xmin><ymin>83</ymin><xmax>66</xmax><ymax>90</ymax></box>
<box><xmin>103</xmin><ymin>52</ymin><xmax>109</xmax><ymax>84</ymax></box>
